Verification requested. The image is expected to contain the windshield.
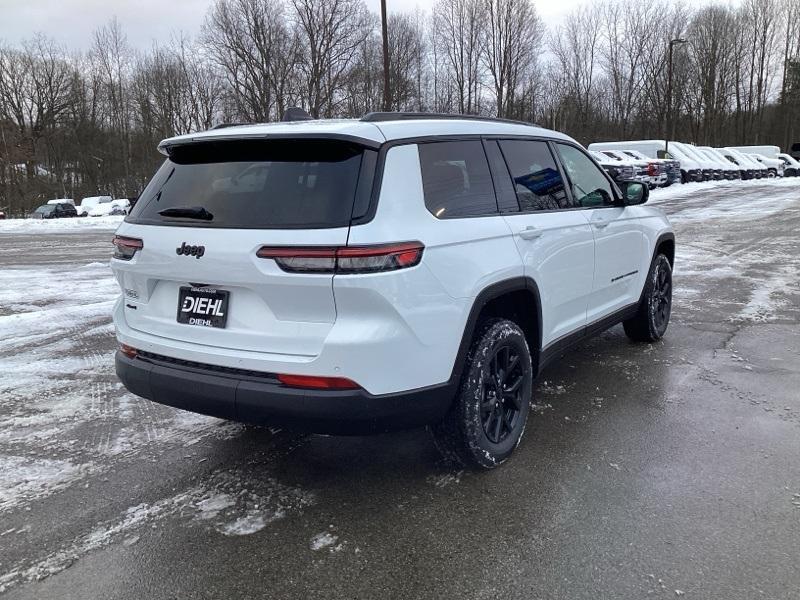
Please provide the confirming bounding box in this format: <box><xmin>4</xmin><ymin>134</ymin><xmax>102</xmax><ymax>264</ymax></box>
<box><xmin>128</xmin><ymin>139</ymin><xmax>373</xmax><ymax>229</ymax></box>
<box><xmin>34</xmin><ymin>205</ymin><xmax>55</xmax><ymax>214</ymax></box>
<box><xmin>665</xmin><ymin>146</ymin><xmax>692</xmax><ymax>164</ymax></box>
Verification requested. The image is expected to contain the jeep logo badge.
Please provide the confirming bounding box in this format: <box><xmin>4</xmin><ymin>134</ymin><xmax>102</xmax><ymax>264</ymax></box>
<box><xmin>176</xmin><ymin>242</ymin><xmax>205</xmax><ymax>259</ymax></box>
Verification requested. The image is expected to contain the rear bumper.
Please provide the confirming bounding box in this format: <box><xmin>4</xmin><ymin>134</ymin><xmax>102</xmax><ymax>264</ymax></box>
<box><xmin>115</xmin><ymin>351</ymin><xmax>454</xmax><ymax>435</ymax></box>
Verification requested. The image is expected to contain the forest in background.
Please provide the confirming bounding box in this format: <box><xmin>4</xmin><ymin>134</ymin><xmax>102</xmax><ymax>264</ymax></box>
<box><xmin>1</xmin><ymin>0</ymin><xmax>799</xmax><ymax>215</ymax></box>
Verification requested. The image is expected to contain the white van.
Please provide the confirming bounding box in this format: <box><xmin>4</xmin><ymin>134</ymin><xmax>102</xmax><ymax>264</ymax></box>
<box><xmin>587</xmin><ymin>140</ymin><xmax>702</xmax><ymax>183</ymax></box>
<box><xmin>729</xmin><ymin>145</ymin><xmax>780</xmax><ymax>159</ymax></box>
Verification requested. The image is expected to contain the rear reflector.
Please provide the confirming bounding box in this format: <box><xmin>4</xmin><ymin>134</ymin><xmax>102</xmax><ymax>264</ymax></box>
<box><xmin>277</xmin><ymin>374</ymin><xmax>360</xmax><ymax>390</ymax></box>
<box><xmin>257</xmin><ymin>242</ymin><xmax>423</xmax><ymax>274</ymax></box>
<box><xmin>113</xmin><ymin>235</ymin><xmax>143</xmax><ymax>260</ymax></box>
<box><xmin>119</xmin><ymin>343</ymin><xmax>138</xmax><ymax>359</ymax></box>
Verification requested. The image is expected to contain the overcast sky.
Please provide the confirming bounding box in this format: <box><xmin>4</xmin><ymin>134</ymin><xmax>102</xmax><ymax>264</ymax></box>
<box><xmin>0</xmin><ymin>0</ymin><xmax>590</xmax><ymax>50</ymax></box>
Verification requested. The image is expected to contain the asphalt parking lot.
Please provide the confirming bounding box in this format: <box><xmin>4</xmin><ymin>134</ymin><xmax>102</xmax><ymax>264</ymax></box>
<box><xmin>1</xmin><ymin>179</ymin><xmax>799</xmax><ymax>599</ymax></box>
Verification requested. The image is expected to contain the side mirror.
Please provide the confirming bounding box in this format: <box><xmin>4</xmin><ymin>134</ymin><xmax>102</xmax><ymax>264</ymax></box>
<box><xmin>620</xmin><ymin>181</ymin><xmax>649</xmax><ymax>205</ymax></box>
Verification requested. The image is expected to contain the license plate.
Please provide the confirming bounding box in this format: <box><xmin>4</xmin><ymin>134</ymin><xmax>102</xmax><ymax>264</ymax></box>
<box><xmin>177</xmin><ymin>286</ymin><xmax>229</xmax><ymax>328</ymax></box>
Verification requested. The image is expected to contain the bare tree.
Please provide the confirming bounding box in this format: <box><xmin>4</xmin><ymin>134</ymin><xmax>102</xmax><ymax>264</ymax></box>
<box><xmin>203</xmin><ymin>0</ymin><xmax>298</xmax><ymax>122</ymax></box>
<box><xmin>549</xmin><ymin>4</ymin><xmax>603</xmax><ymax>140</ymax></box>
<box><xmin>434</xmin><ymin>0</ymin><xmax>485</xmax><ymax>114</ymax></box>
<box><xmin>481</xmin><ymin>0</ymin><xmax>542</xmax><ymax>118</ymax></box>
<box><xmin>599</xmin><ymin>1</ymin><xmax>659</xmax><ymax>138</ymax></box>
<box><xmin>91</xmin><ymin>18</ymin><xmax>134</xmax><ymax>194</ymax></box>
<box><xmin>0</xmin><ymin>36</ymin><xmax>73</xmax><ymax>212</ymax></box>
<box><xmin>290</xmin><ymin>0</ymin><xmax>371</xmax><ymax>117</ymax></box>
<box><xmin>387</xmin><ymin>13</ymin><xmax>425</xmax><ymax>110</ymax></box>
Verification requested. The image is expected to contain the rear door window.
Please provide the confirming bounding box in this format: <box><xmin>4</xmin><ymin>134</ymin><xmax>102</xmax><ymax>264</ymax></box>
<box><xmin>498</xmin><ymin>140</ymin><xmax>570</xmax><ymax>211</ymax></box>
<box><xmin>418</xmin><ymin>140</ymin><xmax>497</xmax><ymax>218</ymax></box>
<box><xmin>128</xmin><ymin>139</ymin><xmax>373</xmax><ymax>229</ymax></box>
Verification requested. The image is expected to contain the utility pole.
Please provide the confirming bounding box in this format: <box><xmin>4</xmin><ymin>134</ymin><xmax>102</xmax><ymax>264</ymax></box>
<box><xmin>665</xmin><ymin>38</ymin><xmax>688</xmax><ymax>155</ymax></box>
<box><xmin>381</xmin><ymin>0</ymin><xmax>391</xmax><ymax>111</ymax></box>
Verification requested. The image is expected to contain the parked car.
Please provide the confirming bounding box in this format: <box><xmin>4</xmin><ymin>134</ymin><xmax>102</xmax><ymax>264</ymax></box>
<box><xmin>88</xmin><ymin>198</ymin><xmax>129</xmax><ymax>217</ymax></box>
<box><xmin>671</xmin><ymin>142</ymin><xmax>720</xmax><ymax>181</ymax></box>
<box><xmin>0</xmin><ymin>211</ymin><xmax>6</xmax><ymax>220</ymax></box>
<box><xmin>716</xmin><ymin>148</ymin><xmax>755</xmax><ymax>179</ymax></box>
<box><xmin>777</xmin><ymin>153</ymin><xmax>800</xmax><ymax>177</ymax></box>
<box><xmin>617</xmin><ymin>149</ymin><xmax>680</xmax><ymax>186</ymax></box>
<box><xmin>747</xmin><ymin>153</ymin><xmax>784</xmax><ymax>177</ymax></box>
<box><xmin>722</xmin><ymin>148</ymin><xmax>769</xmax><ymax>178</ymax></box>
<box><xmin>588</xmin><ymin>140</ymin><xmax>703</xmax><ymax>183</ymax></box>
<box><xmin>791</xmin><ymin>142</ymin><xmax>800</xmax><ymax>160</ymax></box>
<box><xmin>696</xmin><ymin>147</ymin><xmax>740</xmax><ymax>180</ymax></box>
<box><xmin>113</xmin><ymin>112</ymin><xmax>675</xmax><ymax>469</ymax></box>
<box><xmin>598</xmin><ymin>149</ymin><xmax>666</xmax><ymax>189</ymax></box>
<box><xmin>588</xmin><ymin>150</ymin><xmax>639</xmax><ymax>184</ymax></box>
<box><xmin>30</xmin><ymin>202</ymin><xmax>78</xmax><ymax>219</ymax></box>
<box><xmin>76</xmin><ymin>195</ymin><xmax>113</xmax><ymax>217</ymax></box>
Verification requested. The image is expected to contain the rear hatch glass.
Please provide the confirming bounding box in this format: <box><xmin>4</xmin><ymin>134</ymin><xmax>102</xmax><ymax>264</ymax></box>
<box><xmin>127</xmin><ymin>139</ymin><xmax>375</xmax><ymax>229</ymax></box>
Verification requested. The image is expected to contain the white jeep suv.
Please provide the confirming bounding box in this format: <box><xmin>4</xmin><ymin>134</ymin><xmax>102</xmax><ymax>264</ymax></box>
<box><xmin>112</xmin><ymin>113</ymin><xmax>674</xmax><ymax>469</ymax></box>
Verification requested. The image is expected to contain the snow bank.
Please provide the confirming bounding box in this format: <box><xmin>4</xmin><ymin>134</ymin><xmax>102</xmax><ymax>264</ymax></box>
<box><xmin>0</xmin><ymin>215</ymin><xmax>124</xmax><ymax>234</ymax></box>
<box><xmin>648</xmin><ymin>176</ymin><xmax>800</xmax><ymax>205</ymax></box>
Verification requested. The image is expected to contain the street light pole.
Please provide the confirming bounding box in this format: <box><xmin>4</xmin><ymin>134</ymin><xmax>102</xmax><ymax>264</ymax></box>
<box><xmin>381</xmin><ymin>0</ymin><xmax>391</xmax><ymax>112</ymax></box>
<box><xmin>665</xmin><ymin>38</ymin><xmax>687</xmax><ymax>155</ymax></box>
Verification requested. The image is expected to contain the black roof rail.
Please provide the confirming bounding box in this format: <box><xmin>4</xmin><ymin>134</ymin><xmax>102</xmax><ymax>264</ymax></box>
<box><xmin>361</xmin><ymin>112</ymin><xmax>541</xmax><ymax>128</ymax></box>
<box><xmin>210</xmin><ymin>122</ymin><xmax>251</xmax><ymax>130</ymax></box>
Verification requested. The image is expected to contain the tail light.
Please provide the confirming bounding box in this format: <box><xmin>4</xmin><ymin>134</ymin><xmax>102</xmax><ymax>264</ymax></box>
<box><xmin>113</xmin><ymin>235</ymin><xmax>143</xmax><ymax>260</ymax></box>
<box><xmin>277</xmin><ymin>374</ymin><xmax>360</xmax><ymax>390</ymax></box>
<box><xmin>647</xmin><ymin>164</ymin><xmax>657</xmax><ymax>176</ymax></box>
<box><xmin>257</xmin><ymin>242</ymin><xmax>424</xmax><ymax>274</ymax></box>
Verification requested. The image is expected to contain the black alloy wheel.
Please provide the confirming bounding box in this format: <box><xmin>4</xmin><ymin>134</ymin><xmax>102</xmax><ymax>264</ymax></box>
<box><xmin>651</xmin><ymin>259</ymin><xmax>672</xmax><ymax>335</ymax></box>
<box><xmin>481</xmin><ymin>344</ymin><xmax>525</xmax><ymax>444</ymax></box>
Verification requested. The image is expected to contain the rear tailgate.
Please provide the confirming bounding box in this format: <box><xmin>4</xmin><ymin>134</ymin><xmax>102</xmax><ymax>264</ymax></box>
<box><xmin>114</xmin><ymin>224</ymin><xmax>348</xmax><ymax>356</ymax></box>
<box><xmin>113</xmin><ymin>138</ymin><xmax>376</xmax><ymax>358</ymax></box>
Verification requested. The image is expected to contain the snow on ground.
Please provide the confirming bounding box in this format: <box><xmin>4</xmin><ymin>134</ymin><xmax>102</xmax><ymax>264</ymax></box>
<box><xmin>0</xmin><ymin>215</ymin><xmax>124</xmax><ymax>234</ymax></box>
<box><xmin>649</xmin><ymin>177</ymin><xmax>799</xmax><ymax>223</ymax></box>
<box><xmin>653</xmin><ymin>179</ymin><xmax>800</xmax><ymax>324</ymax></box>
<box><xmin>0</xmin><ymin>470</ymin><xmax>316</xmax><ymax>592</ymax></box>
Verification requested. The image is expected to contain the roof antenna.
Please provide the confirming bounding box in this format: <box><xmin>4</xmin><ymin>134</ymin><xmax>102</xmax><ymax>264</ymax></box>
<box><xmin>282</xmin><ymin>107</ymin><xmax>313</xmax><ymax>122</ymax></box>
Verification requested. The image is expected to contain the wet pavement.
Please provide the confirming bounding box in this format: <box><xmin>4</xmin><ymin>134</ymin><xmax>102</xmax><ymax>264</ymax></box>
<box><xmin>1</xmin><ymin>179</ymin><xmax>799</xmax><ymax>599</ymax></box>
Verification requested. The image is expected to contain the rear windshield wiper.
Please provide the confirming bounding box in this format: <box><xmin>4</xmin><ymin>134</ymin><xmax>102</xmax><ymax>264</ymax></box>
<box><xmin>158</xmin><ymin>206</ymin><xmax>214</xmax><ymax>221</ymax></box>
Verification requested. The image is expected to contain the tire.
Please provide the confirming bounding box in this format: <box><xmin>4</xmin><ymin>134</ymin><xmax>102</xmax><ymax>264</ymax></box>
<box><xmin>430</xmin><ymin>318</ymin><xmax>533</xmax><ymax>469</ymax></box>
<box><xmin>623</xmin><ymin>253</ymin><xmax>672</xmax><ymax>342</ymax></box>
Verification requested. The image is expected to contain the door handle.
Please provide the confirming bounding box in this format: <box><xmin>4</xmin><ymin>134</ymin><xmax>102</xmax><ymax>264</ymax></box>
<box><xmin>518</xmin><ymin>226</ymin><xmax>543</xmax><ymax>240</ymax></box>
<box><xmin>592</xmin><ymin>219</ymin><xmax>610</xmax><ymax>229</ymax></box>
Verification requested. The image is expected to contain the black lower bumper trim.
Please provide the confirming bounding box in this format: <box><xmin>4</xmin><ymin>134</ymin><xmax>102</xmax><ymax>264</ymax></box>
<box><xmin>115</xmin><ymin>351</ymin><xmax>454</xmax><ymax>435</ymax></box>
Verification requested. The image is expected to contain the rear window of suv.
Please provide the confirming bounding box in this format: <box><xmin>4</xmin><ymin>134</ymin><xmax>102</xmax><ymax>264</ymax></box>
<box><xmin>419</xmin><ymin>140</ymin><xmax>497</xmax><ymax>218</ymax></box>
<box><xmin>127</xmin><ymin>139</ymin><xmax>374</xmax><ymax>229</ymax></box>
